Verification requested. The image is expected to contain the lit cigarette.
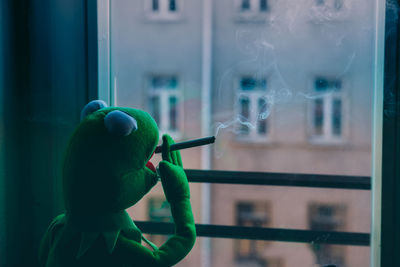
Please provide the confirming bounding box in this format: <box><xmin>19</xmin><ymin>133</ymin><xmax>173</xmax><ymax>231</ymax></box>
<box><xmin>155</xmin><ymin>136</ymin><xmax>216</xmax><ymax>154</ymax></box>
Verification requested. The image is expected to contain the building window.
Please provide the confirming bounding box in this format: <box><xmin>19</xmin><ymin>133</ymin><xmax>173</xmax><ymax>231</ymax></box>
<box><xmin>310</xmin><ymin>77</ymin><xmax>345</xmax><ymax>143</ymax></box>
<box><xmin>236</xmin><ymin>76</ymin><xmax>270</xmax><ymax>142</ymax></box>
<box><xmin>152</xmin><ymin>0</ymin><xmax>159</xmax><ymax>11</ymax></box>
<box><xmin>308</xmin><ymin>204</ymin><xmax>346</xmax><ymax>266</ymax></box>
<box><xmin>238</xmin><ymin>0</ymin><xmax>269</xmax><ymax>12</ymax></box>
<box><xmin>235</xmin><ymin>202</ymin><xmax>270</xmax><ymax>266</ymax></box>
<box><xmin>146</xmin><ymin>0</ymin><xmax>181</xmax><ymax>20</ymax></box>
<box><xmin>148</xmin><ymin>75</ymin><xmax>181</xmax><ymax>137</ymax></box>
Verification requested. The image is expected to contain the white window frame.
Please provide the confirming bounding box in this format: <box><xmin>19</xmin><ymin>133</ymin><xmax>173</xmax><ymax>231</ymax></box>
<box><xmin>308</xmin><ymin>77</ymin><xmax>348</xmax><ymax>145</ymax></box>
<box><xmin>144</xmin><ymin>0</ymin><xmax>183</xmax><ymax>21</ymax></box>
<box><xmin>147</xmin><ymin>75</ymin><xmax>183</xmax><ymax>139</ymax></box>
<box><xmin>235</xmin><ymin>76</ymin><xmax>273</xmax><ymax>143</ymax></box>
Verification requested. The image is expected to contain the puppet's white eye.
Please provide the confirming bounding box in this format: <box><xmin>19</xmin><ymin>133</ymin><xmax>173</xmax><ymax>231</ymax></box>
<box><xmin>104</xmin><ymin>110</ymin><xmax>138</xmax><ymax>136</ymax></box>
<box><xmin>80</xmin><ymin>100</ymin><xmax>108</xmax><ymax>121</ymax></box>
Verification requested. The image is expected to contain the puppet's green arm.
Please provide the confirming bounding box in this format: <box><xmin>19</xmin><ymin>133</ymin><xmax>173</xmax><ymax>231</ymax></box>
<box><xmin>118</xmin><ymin>159</ymin><xmax>195</xmax><ymax>266</ymax></box>
<box><xmin>119</xmin><ymin>201</ymin><xmax>195</xmax><ymax>266</ymax></box>
<box><xmin>118</xmin><ymin>195</ymin><xmax>195</xmax><ymax>267</ymax></box>
<box><xmin>148</xmin><ymin>135</ymin><xmax>196</xmax><ymax>266</ymax></box>
<box><xmin>152</xmin><ymin>194</ymin><xmax>195</xmax><ymax>266</ymax></box>
<box><xmin>117</xmin><ymin>135</ymin><xmax>195</xmax><ymax>266</ymax></box>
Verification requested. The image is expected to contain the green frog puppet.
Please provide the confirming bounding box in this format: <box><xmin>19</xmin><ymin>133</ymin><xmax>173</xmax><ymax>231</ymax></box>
<box><xmin>39</xmin><ymin>100</ymin><xmax>196</xmax><ymax>267</ymax></box>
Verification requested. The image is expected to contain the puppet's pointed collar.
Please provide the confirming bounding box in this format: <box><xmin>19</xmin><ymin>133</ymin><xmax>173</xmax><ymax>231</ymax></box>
<box><xmin>65</xmin><ymin>210</ymin><xmax>141</xmax><ymax>259</ymax></box>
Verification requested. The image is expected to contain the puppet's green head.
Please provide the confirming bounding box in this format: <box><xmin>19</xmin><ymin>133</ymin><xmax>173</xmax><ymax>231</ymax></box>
<box><xmin>63</xmin><ymin>100</ymin><xmax>159</xmax><ymax>214</ymax></box>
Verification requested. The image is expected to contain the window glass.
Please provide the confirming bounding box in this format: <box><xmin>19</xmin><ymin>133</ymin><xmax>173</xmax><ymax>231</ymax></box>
<box><xmin>257</xmin><ymin>98</ymin><xmax>268</xmax><ymax>134</ymax></box>
<box><xmin>237</xmin><ymin>77</ymin><xmax>269</xmax><ymax>140</ymax></box>
<box><xmin>239</xmin><ymin>97</ymin><xmax>250</xmax><ymax>135</ymax></box>
<box><xmin>169</xmin><ymin>0</ymin><xmax>177</xmax><ymax>12</ymax></box>
<box><xmin>148</xmin><ymin>198</ymin><xmax>172</xmax><ymax>222</ymax></box>
<box><xmin>146</xmin><ymin>0</ymin><xmax>181</xmax><ymax>19</ymax></box>
<box><xmin>313</xmin><ymin>98</ymin><xmax>324</xmax><ymax>135</ymax></box>
<box><xmin>109</xmin><ymin>0</ymin><xmax>376</xmax><ymax>266</ymax></box>
<box><xmin>148</xmin><ymin>76</ymin><xmax>181</xmax><ymax>135</ymax></box>
<box><xmin>260</xmin><ymin>0</ymin><xmax>268</xmax><ymax>12</ymax></box>
<box><xmin>152</xmin><ymin>0</ymin><xmax>159</xmax><ymax>11</ymax></box>
<box><xmin>169</xmin><ymin>96</ymin><xmax>178</xmax><ymax>131</ymax></box>
<box><xmin>241</xmin><ymin>0</ymin><xmax>251</xmax><ymax>11</ymax></box>
<box><xmin>149</xmin><ymin>96</ymin><xmax>160</xmax><ymax>125</ymax></box>
<box><xmin>332</xmin><ymin>98</ymin><xmax>342</xmax><ymax>136</ymax></box>
<box><xmin>310</xmin><ymin>77</ymin><xmax>344</xmax><ymax>141</ymax></box>
<box><xmin>334</xmin><ymin>0</ymin><xmax>344</xmax><ymax>10</ymax></box>
<box><xmin>152</xmin><ymin>76</ymin><xmax>178</xmax><ymax>90</ymax></box>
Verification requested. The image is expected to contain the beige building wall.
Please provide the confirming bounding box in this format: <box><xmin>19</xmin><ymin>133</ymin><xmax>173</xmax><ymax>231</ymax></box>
<box><xmin>111</xmin><ymin>0</ymin><xmax>376</xmax><ymax>266</ymax></box>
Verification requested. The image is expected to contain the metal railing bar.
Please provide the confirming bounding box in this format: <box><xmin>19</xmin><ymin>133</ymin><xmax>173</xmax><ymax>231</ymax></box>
<box><xmin>185</xmin><ymin>169</ymin><xmax>371</xmax><ymax>190</ymax></box>
<box><xmin>135</xmin><ymin>221</ymin><xmax>370</xmax><ymax>246</ymax></box>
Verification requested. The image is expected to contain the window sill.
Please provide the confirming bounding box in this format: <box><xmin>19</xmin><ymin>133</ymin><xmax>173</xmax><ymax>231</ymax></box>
<box><xmin>307</xmin><ymin>137</ymin><xmax>348</xmax><ymax>147</ymax></box>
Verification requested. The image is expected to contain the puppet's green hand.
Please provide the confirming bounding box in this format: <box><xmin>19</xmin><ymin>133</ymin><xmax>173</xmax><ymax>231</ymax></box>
<box><xmin>159</xmin><ymin>134</ymin><xmax>190</xmax><ymax>203</ymax></box>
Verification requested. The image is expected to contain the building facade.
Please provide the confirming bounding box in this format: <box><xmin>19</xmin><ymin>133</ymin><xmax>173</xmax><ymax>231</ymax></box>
<box><xmin>110</xmin><ymin>0</ymin><xmax>375</xmax><ymax>266</ymax></box>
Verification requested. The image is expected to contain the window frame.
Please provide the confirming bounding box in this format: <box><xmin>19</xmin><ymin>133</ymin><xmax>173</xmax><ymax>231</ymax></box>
<box><xmin>307</xmin><ymin>76</ymin><xmax>350</xmax><ymax>145</ymax></box>
<box><xmin>146</xmin><ymin>74</ymin><xmax>183</xmax><ymax>139</ymax></box>
<box><xmin>234</xmin><ymin>75</ymin><xmax>274</xmax><ymax>143</ymax></box>
<box><xmin>94</xmin><ymin>0</ymin><xmax>390</xmax><ymax>266</ymax></box>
